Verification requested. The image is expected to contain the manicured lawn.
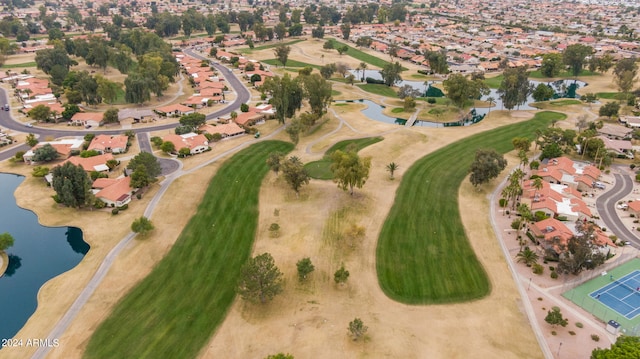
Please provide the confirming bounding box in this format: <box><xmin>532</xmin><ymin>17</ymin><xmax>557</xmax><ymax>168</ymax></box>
<box><xmin>239</xmin><ymin>39</ymin><xmax>306</xmax><ymax>54</ymax></box>
<box><xmin>262</xmin><ymin>58</ymin><xmax>321</xmax><ymax>69</ymax></box>
<box><xmin>391</xmin><ymin>107</ymin><xmax>404</xmax><ymax>114</ymax></box>
<box><xmin>84</xmin><ymin>141</ymin><xmax>294</xmax><ymax>359</ymax></box>
<box><xmin>597</xmin><ymin>92</ymin><xmax>621</xmax><ymax>99</ymax></box>
<box><xmin>550</xmin><ymin>99</ymin><xmax>582</xmax><ymax>106</ymax></box>
<box><xmin>0</xmin><ymin>62</ymin><xmax>36</xmax><ymax>68</ymax></box>
<box><xmin>484</xmin><ymin>75</ymin><xmax>503</xmax><ymax>89</ymax></box>
<box><xmin>356</xmin><ymin>84</ymin><xmax>398</xmax><ymax>98</ymax></box>
<box><xmin>376</xmin><ymin>111</ymin><xmax>567</xmax><ymax>304</ymax></box>
<box><xmin>328</xmin><ymin>39</ymin><xmax>407</xmax><ymax>70</ymax></box>
<box><xmin>305</xmin><ymin>137</ymin><xmax>383</xmax><ymax>180</ymax></box>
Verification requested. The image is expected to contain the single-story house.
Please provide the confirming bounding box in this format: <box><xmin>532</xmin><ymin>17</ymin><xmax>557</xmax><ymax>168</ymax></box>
<box><xmin>161</xmin><ymin>133</ymin><xmax>209</xmax><ymax>155</ymax></box>
<box><xmin>620</xmin><ymin>116</ymin><xmax>640</xmax><ymax>128</ymax></box>
<box><xmin>597</xmin><ymin>124</ymin><xmax>633</xmax><ymax>140</ymax></box>
<box><xmin>155</xmin><ymin>104</ymin><xmax>195</xmax><ymax>117</ymax></box>
<box><xmin>628</xmin><ymin>200</ymin><xmax>640</xmax><ymax>218</ymax></box>
<box><xmin>70</xmin><ymin>112</ymin><xmax>104</xmax><ymax>128</ymax></box>
<box><xmin>235</xmin><ymin>111</ymin><xmax>265</xmax><ymax>127</ymax></box>
<box><xmin>23</xmin><ymin>138</ymin><xmax>85</xmax><ymax>163</ymax></box>
<box><xmin>598</xmin><ymin>136</ymin><xmax>634</xmax><ymax>158</ymax></box>
<box><xmin>199</xmin><ymin>122</ymin><xmax>245</xmax><ymax>138</ymax></box>
<box><xmin>61</xmin><ymin>153</ymin><xmax>115</xmax><ymax>173</ymax></box>
<box><xmin>93</xmin><ymin>176</ymin><xmax>134</xmax><ymax>207</ymax></box>
<box><xmin>118</xmin><ymin>108</ymin><xmax>156</xmax><ymax>123</ymax></box>
<box><xmin>88</xmin><ymin>134</ymin><xmax>129</xmax><ymax>154</ymax></box>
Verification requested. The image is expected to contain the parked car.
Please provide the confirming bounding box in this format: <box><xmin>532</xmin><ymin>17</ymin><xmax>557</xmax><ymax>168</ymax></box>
<box><xmin>594</xmin><ymin>181</ymin><xmax>606</xmax><ymax>190</ymax></box>
<box><xmin>618</xmin><ymin>203</ymin><xmax>629</xmax><ymax>210</ymax></box>
<box><xmin>3</xmin><ymin>104</ymin><xmax>9</xmax><ymax>111</ymax></box>
<box><xmin>25</xmin><ymin>122</ymin><xmax>33</xmax><ymax>127</ymax></box>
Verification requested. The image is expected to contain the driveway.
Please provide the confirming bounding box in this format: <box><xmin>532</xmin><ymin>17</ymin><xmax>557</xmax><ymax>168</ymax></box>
<box><xmin>137</xmin><ymin>132</ymin><xmax>180</xmax><ymax>176</ymax></box>
<box><xmin>596</xmin><ymin>171</ymin><xmax>638</xmax><ymax>244</ymax></box>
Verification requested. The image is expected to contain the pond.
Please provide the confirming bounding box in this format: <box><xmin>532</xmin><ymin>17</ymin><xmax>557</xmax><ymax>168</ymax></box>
<box><xmin>350</xmin><ymin>70</ymin><xmax>589</xmax><ymax>118</ymax></box>
<box><xmin>0</xmin><ymin>173</ymin><xmax>89</xmax><ymax>343</ymax></box>
<box><xmin>334</xmin><ymin>99</ymin><xmax>485</xmax><ymax>127</ymax></box>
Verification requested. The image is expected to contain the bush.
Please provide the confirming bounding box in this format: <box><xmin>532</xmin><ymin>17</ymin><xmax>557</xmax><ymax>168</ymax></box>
<box><xmin>499</xmin><ymin>198</ymin><xmax>508</xmax><ymax>207</ymax></box>
<box><xmin>591</xmin><ymin>334</ymin><xmax>600</xmax><ymax>342</ymax></box>
<box><xmin>551</xmin><ymin>331</ymin><xmax>557</xmax><ymax>336</ymax></box>
<box><xmin>426</xmin><ymin>97</ymin><xmax>436</xmax><ymax>104</ymax></box>
<box><xmin>532</xmin><ymin>263</ymin><xmax>544</xmax><ymax>275</ymax></box>
<box><xmin>575</xmin><ymin>322</ymin><xmax>584</xmax><ymax>328</ymax></box>
<box><xmin>549</xmin><ymin>266</ymin><xmax>555</xmax><ymax>271</ymax></box>
<box><xmin>569</xmin><ymin>331</ymin><xmax>576</xmax><ymax>336</ymax></box>
<box><xmin>550</xmin><ymin>271</ymin><xmax>558</xmax><ymax>279</ymax></box>
<box><xmin>365</xmin><ymin>77</ymin><xmax>385</xmax><ymax>85</ymax></box>
<box><xmin>118</xmin><ymin>204</ymin><xmax>128</xmax><ymax>211</ymax></box>
<box><xmin>112</xmin><ymin>208</ymin><xmax>119</xmax><ymax>215</ymax></box>
<box><xmin>631</xmin><ymin>164</ymin><xmax>636</xmax><ymax>169</ymax></box>
<box><xmin>52</xmin><ymin>194</ymin><xmax>61</xmax><ymax>203</ymax></box>
<box><xmin>136</xmin><ymin>193</ymin><xmax>142</xmax><ymax>200</ymax></box>
<box><xmin>94</xmin><ymin>199</ymin><xmax>106</xmax><ymax>209</ymax></box>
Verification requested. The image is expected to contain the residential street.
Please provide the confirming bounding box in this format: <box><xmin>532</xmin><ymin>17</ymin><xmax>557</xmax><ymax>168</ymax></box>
<box><xmin>596</xmin><ymin>170</ymin><xmax>638</xmax><ymax>245</ymax></box>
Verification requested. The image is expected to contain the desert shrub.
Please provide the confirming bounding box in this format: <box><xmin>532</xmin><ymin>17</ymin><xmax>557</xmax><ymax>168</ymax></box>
<box><xmin>93</xmin><ymin>200</ymin><xmax>106</xmax><ymax>209</ymax></box>
<box><xmin>569</xmin><ymin>331</ymin><xmax>576</xmax><ymax>336</ymax></box>
<box><xmin>426</xmin><ymin>97</ymin><xmax>436</xmax><ymax>104</ymax></box>
<box><xmin>499</xmin><ymin>198</ymin><xmax>508</xmax><ymax>207</ymax></box>
<box><xmin>591</xmin><ymin>334</ymin><xmax>600</xmax><ymax>342</ymax></box>
<box><xmin>550</xmin><ymin>271</ymin><xmax>558</xmax><ymax>279</ymax></box>
<box><xmin>112</xmin><ymin>208</ymin><xmax>119</xmax><ymax>215</ymax></box>
<box><xmin>118</xmin><ymin>204</ymin><xmax>128</xmax><ymax>211</ymax></box>
<box><xmin>533</xmin><ymin>263</ymin><xmax>544</xmax><ymax>275</ymax></box>
<box><xmin>551</xmin><ymin>331</ymin><xmax>557</xmax><ymax>336</ymax></box>
<box><xmin>575</xmin><ymin>322</ymin><xmax>583</xmax><ymax>328</ymax></box>
<box><xmin>52</xmin><ymin>194</ymin><xmax>61</xmax><ymax>203</ymax></box>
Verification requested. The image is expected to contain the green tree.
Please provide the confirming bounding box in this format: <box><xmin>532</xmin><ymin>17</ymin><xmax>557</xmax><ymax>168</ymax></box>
<box><xmin>532</xmin><ymin>83</ymin><xmax>555</xmax><ymax>102</ymax></box>
<box><xmin>337</xmin><ymin>45</ymin><xmax>349</xmax><ymax>56</ymax></box>
<box><xmin>262</xmin><ymin>74</ymin><xmax>303</xmax><ymax>124</ymax></box>
<box><xmin>426</xmin><ymin>50</ymin><xmax>449</xmax><ymax>74</ymax></box>
<box><xmin>323</xmin><ymin>40</ymin><xmax>334</xmax><ymax>50</ymax></box>
<box><xmin>29</xmin><ymin>104</ymin><xmax>51</xmax><ymax>123</ymax></box>
<box><xmin>379</xmin><ymin>61</ymin><xmax>403</xmax><ymax>87</ymax></box>
<box><xmin>613</xmin><ymin>57</ymin><xmax>638</xmax><ymax>95</ymax></box>
<box><xmin>0</xmin><ymin>232</ymin><xmax>14</xmax><ymax>251</ymax></box>
<box><xmin>540</xmin><ymin>142</ymin><xmax>563</xmax><ymax>160</ymax></box>
<box><xmin>266</xmin><ymin>151</ymin><xmax>284</xmax><ymax>176</ymax></box>
<box><xmin>469</xmin><ymin>149</ymin><xmax>507</xmax><ymax>187</ymax></box>
<box><xmin>512</xmin><ymin>137</ymin><xmax>532</xmax><ymax>153</ymax></box>
<box><xmin>296</xmin><ymin>257</ymin><xmax>315</xmax><ymax>281</ymax></box>
<box><xmin>130</xmin><ymin>164</ymin><xmax>150</xmax><ymax>188</ymax></box>
<box><xmin>320</xmin><ymin>63</ymin><xmax>336</xmax><ymax>79</ymax></box>
<box><xmin>556</xmin><ymin>222</ymin><xmax>606</xmax><ymax>275</ymax></box>
<box><xmin>32</xmin><ymin>144</ymin><xmax>59</xmax><ymax>162</ymax></box>
<box><xmin>96</xmin><ymin>75</ymin><xmax>122</xmax><ymax>104</ymax></box>
<box><xmin>51</xmin><ymin>162</ymin><xmax>93</xmax><ymax>208</ymax></box>
<box><xmin>103</xmin><ymin>108</ymin><xmax>119</xmax><ymax>124</ymax></box>
<box><xmin>563</xmin><ymin>44</ymin><xmax>593</xmax><ymax>77</ymax></box>
<box><xmin>591</xmin><ymin>336</ymin><xmax>640</xmax><ymax>359</ymax></box>
<box><xmin>127</xmin><ymin>152</ymin><xmax>161</xmax><ymax>182</ymax></box>
<box><xmin>599</xmin><ymin>101</ymin><xmax>620</xmax><ymax>118</ymax></box>
<box><xmin>160</xmin><ymin>141</ymin><xmax>175</xmax><ymax>154</ymax></box>
<box><xmin>32</xmin><ymin>166</ymin><xmax>50</xmax><ymax>177</ymax></box>
<box><xmin>302</xmin><ymin>73</ymin><xmax>332</xmax><ymax>116</ymax></box>
<box><xmin>545</xmin><ymin>307</ymin><xmax>568</xmax><ymax>327</ymax></box>
<box><xmin>274</xmin><ymin>44</ymin><xmax>291</xmax><ymax>68</ymax></box>
<box><xmin>25</xmin><ymin>133</ymin><xmax>38</xmax><ymax>147</ymax></box>
<box><xmin>348</xmin><ymin>318</ymin><xmax>368</xmax><ymax>341</ymax></box>
<box><xmin>179</xmin><ymin>112</ymin><xmax>206</xmax><ymax>132</ymax></box>
<box><xmin>539</xmin><ymin>53</ymin><xmax>564</xmax><ymax>78</ymax></box>
<box><xmin>237</xmin><ymin>253</ymin><xmax>284</xmax><ymax>304</ymax></box>
<box><xmin>340</xmin><ymin>22</ymin><xmax>351</xmax><ymax>40</ymax></box>
<box><xmin>281</xmin><ymin>156</ymin><xmax>310</xmax><ymax>197</ymax></box>
<box><xmin>334</xmin><ymin>265</ymin><xmax>350</xmax><ymax>284</ymax></box>
<box><xmin>498</xmin><ymin>66</ymin><xmax>532</xmax><ymax>110</ymax></box>
<box><xmin>443</xmin><ymin>73</ymin><xmax>487</xmax><ymax>112</ymax></box>
<box><xmin>131</xmin><ymin>216</ymin><xmax>154</xmax><ymax>236</ymax></box>
<box><xmin>330</xmin><ymin>147</ymin><xmax>372</xmax><ymax>195</ymax></box>
<box><xmin>311</xmin><ymin>25</ymin><xmax>324</xmax><ymax>39</ymax></box>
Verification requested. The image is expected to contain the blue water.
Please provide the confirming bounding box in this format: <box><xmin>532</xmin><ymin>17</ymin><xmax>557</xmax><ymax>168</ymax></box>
<box><xmin>0</xmin><ymin>173</ymin><xmax>88</xmax><ymax>342</ymax></box>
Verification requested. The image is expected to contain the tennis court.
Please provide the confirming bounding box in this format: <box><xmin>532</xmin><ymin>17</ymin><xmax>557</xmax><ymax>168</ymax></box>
<box><xmin>589</xmin><ymin>271</ymin><xmax>640</xmax><ymax>320</ymax></box>
<box><xmin>563</xmin><ymin>259</ymin><xmax>640</xmax><ymax>335</ymax></box>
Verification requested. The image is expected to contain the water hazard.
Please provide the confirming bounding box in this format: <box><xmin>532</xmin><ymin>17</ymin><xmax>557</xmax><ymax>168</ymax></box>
<box><xmin>0</xmin><ymin>173</ymin><xmax>88</xmax><ymax>342</ymax></box>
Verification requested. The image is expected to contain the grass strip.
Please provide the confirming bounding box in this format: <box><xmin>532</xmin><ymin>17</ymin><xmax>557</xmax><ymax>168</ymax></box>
<box><xmin>305</xmin><ymin>137</ymin><xmax>383</xmax><ymax>180</ymax></box>
<box><xmin>262</xmin><ymin>58</ymin><xmax>321</xmax><ymax>69</ymax></box>
<box><xmin>356</xmin><ymin>84</ymin><xmax>398</xmax><ymax>98</ymax></box>
<box><xmin>376</xmin><ymin>111</ymin><xmax>566</xmax><ymax>304</ymax></box>
<box><xmin>328</xmin><ymin>39</ymin><xmax>407</xmax><ymax>70</ymax></box>
<box><xmin>84</xmin><ymin>140</ymin><xmax>294</xmax><ymax>359</ymax></box>
<box><xmin>238</xmin><ymin>39</ymin><xmax>306</xmax><ymax>54</ymax></box>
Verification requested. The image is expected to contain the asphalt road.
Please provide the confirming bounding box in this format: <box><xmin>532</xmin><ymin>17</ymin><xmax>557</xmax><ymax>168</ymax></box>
<box><xmin>0</xmin><ymin>48</ymin><xmax>251</xmax><ymax>164</ymax></box>
<box><xmin>596</xmin><ymin>171</ymin><xmax>638</xmax><ymax>244</ymax></box>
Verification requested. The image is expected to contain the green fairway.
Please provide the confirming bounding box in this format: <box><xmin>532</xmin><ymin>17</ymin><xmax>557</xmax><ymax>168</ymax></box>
<box><xmin>328</xmin><ymin>39</ymin><xmax>407</xmax><ymax>70</ymax></box>
<box><xmin>484</xmin><ymin>75</ymin><xmax>503</xmax><ymax>89</ymax></box>
<box><xmin>239</xmin><ymin>39</ymin><xmax>306</xmax><ymax>54</ymax></box>
<box><xmin>597</xmin><ymin>92</ymin><xmax>622</xmax><ymax>99</ymax></box>
<box><xmin>305</xmin><ymin>137</ymin><xmax>383</xmax><ymax>180</ymax></box>
<box><xmin>376</xmin><ymin>111</ymin><xmax>566</xmax><ymax>304</ymax></box>
<box><xmin>0</xmin><ymin>62</ymin><xmax>36</xmax><ymax>68</ymax></box>
<box><xmin>356</xmin><ymin>84</ymin><xmax>398</xmax><ymax>97</ymax></box>
<box><xmin>84</xmin><ymin>141</ymin><xmax>294</xmax><ymax>359</ymax></box>
<box><xmin>262</xmin><ymin>58</ymin><xmax>321</xmax><ymax>69</ymax></box>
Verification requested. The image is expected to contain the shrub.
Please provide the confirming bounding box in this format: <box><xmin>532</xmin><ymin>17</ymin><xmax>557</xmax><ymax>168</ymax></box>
<box><xmin>591</xmin><ymin>334</ymin><xmax>600</xmax><ymax>342</ymax></box>
<box><xmin>499</xmin><ymin>198</ymin><xmax>508</xmax><ymax>207</ymax></box>
<box><xmin>15</xmin><ymin>150</ymin><xmax>25</xmax><ymax>160</ymax></box>
<box><xmin>551</xmin><ymin>331</ymin><xmax>557</xmax><ymax>336</ymax></box>
<box><xmin>136</xmin><ymin>193</ymin><xmax>142</xmax><ymax>200</ymax></box>
<box><xmin>93</xmin><ymin>199</ymin><xmax>106</xmax><ymax>209</ymax></box>
<box><xmin>365</xmin><ymin>77</ymin><xmax>385</xmax><ymax>85</ymax></box>
<box><xmin>532</xmin><ymin>263</ymin><xmax>544</xmax><ymax>275</ymax></box>
<box><xmin>549</xmin><ymin>266</ymin><xmax>555</xmax><ymax>271</ymax></box>
<box><xmin>118</xmin><ymin>204</ymin><xmax>128</xmax><ymax>211</ymax></box>
<box><xmin>426</xmin><ymin>97</ymin><xmax>436</xmax><ymax>104</ymax></box>
<box><xmin>569</xmin><ymin>331</ymin><xmax>576</xmax><ymax>336</ymax></box>
<box><xmin>575</xmin><ymin>322</ymin><xmax>583</xmax><ymax>328</ymax></box>
<box><xmin>631</xmin><ymin>164</ymin><xmax>637</xmax><ymax>169</ymax></box>
<box><xmin>550</xmin><ymin>271</ymin><xmax>558</xmax><ymax>279</ymax></box>
<box><xmin>112</xmin><ymin>208</ymin><xmax>119</xmax><ymax>215</ymax></box>
<box><xmin>538</xmin><ymin>297</ymin><xmax>543</xmax><ymax>301</ymax></box>
<box><xmin>52</xmin><ymin>194</ymin><xmax>61</xmax><ymax>203</ymax></box>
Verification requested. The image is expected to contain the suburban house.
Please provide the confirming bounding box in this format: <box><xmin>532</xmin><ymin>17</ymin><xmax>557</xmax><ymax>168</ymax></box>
<box><xmin>535</xmin><ymin>157</ymin><xmax>601</xmax><ymax>191</ymax></box>
<box><xmin>23</xmin><ymin>138</ymin><xmax>85</xmax><ymax>163</ymax></box>
<box><xmin>598</xmin><ymin>136</ymin><xmax>634</xmax><ymax>159</ymax></box>
<box><xmin>88</xmin><ymin>134</ymin><xmax>129</xmax><ymax>154</ymax></box>
<box><xmin>93</xmin><ymin>176</ymin><xmax>134</xmax><ymax>207</ymax></box>
<box><xmin>118</xmin><ymin>108</ymin><xmax>156</xmax><ymax>123</ymax></box>
<box><xmin>234</xmin><ymin>111</ymin><xmax>265</xmax><ymax>127</ymax></box>
<box><xmin>70</xmin><ymin>112</ymin><xmax>104</xmax><ymax>128</ymax></box>
<box><xmin>60</xmin><ymin>153</ymin><xmax>115</xmax><ymax>173</ymax></box>
<box><xmin>199</xmin><ymin>122</ymin><xmax>245</xmax><ymax>139</ymax></box>
<box><xmin>161</xmin><ymin>133</ymin><xmax>209</xmax><ymax>155</ymax></box>
<box><xmin>155</xmin><ymin>104</ymin><xmax>195</xmax><ymax>117</ymax></box>
<box><xmin>619</xmin><ymin>116</ymin><xmax>640</xmax><ymax>128</ymax></box>
<box><xmin>597</xmin><ymin>124</ymin><xmax>633</xmax><ymax>140</ymax></box>
<box><xmin>521</xmin><ymin>179</ymin><xmax>592</xmax><ymax>221</ymax></box>
<box><xmin>530</xmin><ymin>218</ymin><xmax>616</xmax><ymax>254</ymax></box>
<box><xmin>628</xmin><ymin>200</ymin><xmax>640</xmax><ymax>218</ymax></box>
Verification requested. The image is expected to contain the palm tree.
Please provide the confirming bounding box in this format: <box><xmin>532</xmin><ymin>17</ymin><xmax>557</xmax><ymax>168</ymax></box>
<box><xmin>516</xmin><ymin>247</ymin><xmax>539</xmax><ymax>267</ymax></box>
<box><xmin>386</xmin><ymin>162</ymin><xmax>399</xmax><ymax>179</ymax></box>
<box><xmin>358</xmin><ymin>62</ymin><xmax>367</xmax><ymax>82</ymax></box>
<box><xmin>532</xmin><ymin>177</ymin><xmax>544</xmax><ymax>201</ymax></box>
<box><xmin>486</xmin><ymin>96</ymin><xmax>495</xmax><ymax>113</ymax></box>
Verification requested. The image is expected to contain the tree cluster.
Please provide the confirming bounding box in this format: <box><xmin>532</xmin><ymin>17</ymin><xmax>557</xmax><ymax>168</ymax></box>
<box><xmin>469</xmin><ymin>149</ymin><xmax>507</xmax><ymax>187</ymax></box>
<box><xmin>51</xmin><ymin>162</ymin><xmax>93</xmax><ymax>208</ymax></box>
<box><xmin>498</xmin><ymin>66</ymin><xmax>532</xmax><ymax>110</ymax></box>
<box><xmin>553</xmin><ymin>221</ymin><xmax>607</xmax><ymax>275</ymax></box>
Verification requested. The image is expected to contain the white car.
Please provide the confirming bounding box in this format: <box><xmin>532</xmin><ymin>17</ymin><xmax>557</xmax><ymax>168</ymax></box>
<box><xmin>25</xmin><ymin>122</ymin><xmax>33</xmax><ymax>128</ymax></box>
